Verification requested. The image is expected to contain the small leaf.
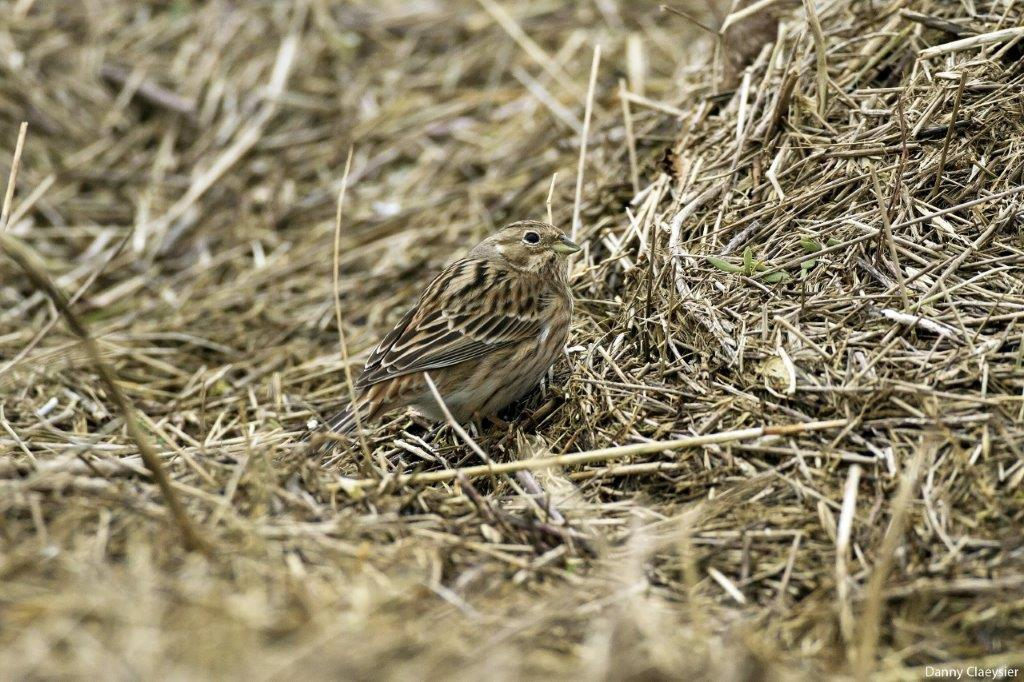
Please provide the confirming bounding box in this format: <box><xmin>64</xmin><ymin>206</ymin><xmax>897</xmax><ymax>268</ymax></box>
<box><xmin>742</xmin><ymin>246</ymin><xmax>755</xmax><ymax>274</ymax></box>
<box><xmin>762</xmin><ymin>271</ymin><xmax>789</xmax><ymax>283</ymax></box>
<box><xmin>826</xmin><ymin>237</ymin><xmax>842</xmax><ymax>247</ymax></box>
<box><xmin>801</xmin><ymin>258</ymin><xmax>818</xmax><ymax>271</ymax></box>
<box><xmin>800</xmin><ymin>238</ymin><xmax>823</xmax><ymax>253</ymax></box>
<box><xmin>707</xmin><ymin>257</ymin><xmax>743</xmax><ymax>273</ymax></box>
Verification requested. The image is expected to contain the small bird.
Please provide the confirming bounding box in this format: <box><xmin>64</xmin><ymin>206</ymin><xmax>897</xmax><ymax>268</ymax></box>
<box><xmin>317</xmin><ymin>221</ymin><xmax>579</xmax><ymax>449</ymax></box>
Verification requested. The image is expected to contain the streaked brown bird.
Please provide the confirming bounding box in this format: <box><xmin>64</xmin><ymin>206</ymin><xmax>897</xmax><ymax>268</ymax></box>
<box><xmin>317</xmin><ymin>221</ymin><xmax>579</xmax><ymax>449</ymax></box>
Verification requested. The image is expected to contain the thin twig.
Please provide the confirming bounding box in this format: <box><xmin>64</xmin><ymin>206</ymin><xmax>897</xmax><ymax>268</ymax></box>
<box><xmin>661</xmin><ymin>4</ymin><xmax>718</xmax><ymax>35</ymax></box>
<box><xmin>332</xmin><ymin>147</ymin><xmax>375</xmax><ymax>476</ymax></box>
<box><xmin>572</xmin><ymin>44</ymin><xmax>601</xmax><ymax>242</ymax></box>
<box><xmin>870</xmin><ymin>168</ymin><xmax>909</xmax><ymax>310</ymax></box>
<box><xmin>802</xmin><ymin>0</ymin><xmax>830</xmax><ymax>116</ymax></box>
<box><xmin>836</xmin><ymin>464</ymin><xmax>861</xmax><ymax>646</ymax></box>
<box><xmin>918</xmin><ymin>26</ymin><xmax>1024</xmax><ymax>58</ymax></box>
<box><xmin>546</xmin><ymin>171</ymin><xmax>558</xmax><ymax>226</ymax></box>
<box><xmin>619</xmin><ymin>79</ymin><xmax>640</xmax><ymax>196</ymax></box>
<box><xmin>0</xmin><ymin>122</ymin><xmax>28</xmax><ymax>233</ymax></box>
<box><xmin>929</xmin><ymin>72</ymin><xmax>967</xmax><ymax>200</ymax></box>
<box><xmin>334</xmin><ymin>419</ymin><xmax>848</xmax><ymax>491</ymax></box>
<box><xmin>855</xmin><ymin>439</ymin><xmax>930</xmax><ymax>680</ymax></box>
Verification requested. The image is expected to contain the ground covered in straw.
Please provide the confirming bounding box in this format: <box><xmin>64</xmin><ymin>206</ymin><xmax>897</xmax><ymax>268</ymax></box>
<box><xmin>2</xmin><ymin>0</ymin><xmax>1023</xmax><ymax>679</ymax></box>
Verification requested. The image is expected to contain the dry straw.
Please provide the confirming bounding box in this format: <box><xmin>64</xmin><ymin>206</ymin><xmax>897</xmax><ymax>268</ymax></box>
<box><xmin>1</xmin><ymin>0</ymin><xmax>1023</xmax><ymax>679</ymax></box>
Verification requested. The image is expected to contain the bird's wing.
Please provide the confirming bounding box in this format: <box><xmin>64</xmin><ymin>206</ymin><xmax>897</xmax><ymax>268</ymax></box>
<box><xmin>356</xmin><ymin>258</ymin><xmax>546</xmax><ymax>388</ymax></box>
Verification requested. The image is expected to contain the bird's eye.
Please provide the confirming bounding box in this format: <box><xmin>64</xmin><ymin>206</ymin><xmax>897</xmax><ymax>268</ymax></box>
<box><xmin>522</xmin><ymin>231</ymin><xmax>540</xmax><ymax>244</ymax></box>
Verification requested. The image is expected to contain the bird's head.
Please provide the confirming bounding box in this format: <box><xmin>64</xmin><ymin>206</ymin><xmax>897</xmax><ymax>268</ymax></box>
<box><xmin>470</xmin><ymin>221</ymin><xmax>580</xmax><ymax>274</ymax></box>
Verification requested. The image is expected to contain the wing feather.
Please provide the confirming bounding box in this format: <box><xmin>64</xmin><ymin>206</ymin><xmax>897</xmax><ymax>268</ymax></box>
<box><xmin>356</xmin><ymin>259</ymin><xmax>545</xmax><ymax>388</ymax></box>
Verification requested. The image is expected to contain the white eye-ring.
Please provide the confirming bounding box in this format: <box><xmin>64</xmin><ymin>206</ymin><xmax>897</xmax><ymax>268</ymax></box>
<box><xmin>522</xmin><ymin>231</ymin><xmax>540</xmax><ymax>244</ymax></box>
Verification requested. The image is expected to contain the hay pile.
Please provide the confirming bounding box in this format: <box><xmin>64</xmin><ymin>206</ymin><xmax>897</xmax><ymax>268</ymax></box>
<box><xmin>2</xmin><ymin>0</ymin><xmax>1023</xmax><ymax>678</ymax></box>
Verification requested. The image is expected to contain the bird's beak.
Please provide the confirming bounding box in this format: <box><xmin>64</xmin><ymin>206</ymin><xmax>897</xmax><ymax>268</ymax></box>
<box><xmin>552</xmin><ymin>234</ymin><xmax>581</xmax><ymax>254</ymax></box>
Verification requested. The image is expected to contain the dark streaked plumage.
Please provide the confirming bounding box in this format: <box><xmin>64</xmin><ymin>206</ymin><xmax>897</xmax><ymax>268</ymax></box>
<box><xmin>317</xmin><ymin>221</ymin><xmax>578</xmax><ymax>449</ymax></box>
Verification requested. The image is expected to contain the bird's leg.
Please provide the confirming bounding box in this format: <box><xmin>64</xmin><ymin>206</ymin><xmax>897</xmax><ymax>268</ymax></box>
<box><xmin>468</xmin><ymin>414</ymin><xmax>484</xmax><ymax>439</ymax></box>
<box><xmin>469</xmin><ymin>411</ymin><xmax>512</xmax><ymax>434</ymax></box>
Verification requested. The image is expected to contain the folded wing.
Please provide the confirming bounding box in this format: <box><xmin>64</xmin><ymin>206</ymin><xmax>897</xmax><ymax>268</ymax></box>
<box><xmin>356</xmin><ymin>259</ymin><xmax>545</xmax><ymax>388</ymax></box>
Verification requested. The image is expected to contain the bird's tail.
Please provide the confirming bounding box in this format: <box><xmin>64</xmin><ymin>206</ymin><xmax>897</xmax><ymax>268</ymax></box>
<box><xmin>308</xmin><ymin>395</ymin><xmax>377</xmax><ymax>454</ymax></box>
<box><xmin>324</xmin><ymin>403</ymin><xmax>358</xmax><ymax>436</ymax></box>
